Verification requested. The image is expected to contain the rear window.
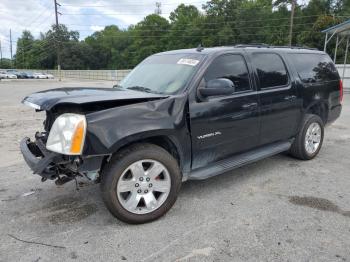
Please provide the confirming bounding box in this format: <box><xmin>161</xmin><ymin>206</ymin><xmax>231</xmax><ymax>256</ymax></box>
<box><xmin>252</xmin><ymin>53</ymin><xmax>289</xmax><ymax>89</ymax></box>
<box><xmin>289</xmin><ymin>53</ymin><xmax>339</xmax><ymax>83</ymax></box>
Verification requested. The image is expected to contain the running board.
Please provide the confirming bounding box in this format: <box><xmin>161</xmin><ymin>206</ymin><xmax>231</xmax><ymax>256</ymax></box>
<box><xmin>188</xmin><ymin>140</ymin><xmax>292</xmax><ymax>180</ymax></box>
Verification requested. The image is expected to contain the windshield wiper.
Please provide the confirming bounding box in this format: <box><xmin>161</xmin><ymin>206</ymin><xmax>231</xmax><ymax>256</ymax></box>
<box><xmin>126</xmin><ymin>86</ymin><xmax>157</xmax><ymax>94</ymax></box>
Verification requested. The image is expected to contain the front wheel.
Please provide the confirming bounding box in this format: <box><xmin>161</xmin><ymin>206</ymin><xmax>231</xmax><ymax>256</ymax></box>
<box><xmin>100</xmin><ymin>143</ymin><xmax>182</xmax><ymax>224</ymax></box>
<box><xmin>289</xmin><ymin>114</ymin><xmax>324</xmax><ymax>160</ymax></box>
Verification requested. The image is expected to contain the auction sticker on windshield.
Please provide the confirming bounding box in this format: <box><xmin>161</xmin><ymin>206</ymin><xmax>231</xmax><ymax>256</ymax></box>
<box><xmin>177</xmin><ymin>58</ymin><xmax>200</xmax><ymax>66</ymax></box>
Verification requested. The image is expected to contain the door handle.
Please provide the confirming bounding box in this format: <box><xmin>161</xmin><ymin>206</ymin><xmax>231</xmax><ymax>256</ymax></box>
<box><xmin>284</xmin><ymin>95</ymin><xmax>297</xmax><ymax>101</ymax></box>
<box><xmin>242</xmin><ymin>102</ymin><xmax>258</xmax><ymax>109</ymax></box>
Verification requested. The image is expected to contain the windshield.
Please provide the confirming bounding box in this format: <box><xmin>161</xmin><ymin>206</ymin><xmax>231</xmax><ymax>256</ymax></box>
<box><xmin>118</xmin><ymin>53</ymin><xmax>203</xmax><ymax>94</ymax></box>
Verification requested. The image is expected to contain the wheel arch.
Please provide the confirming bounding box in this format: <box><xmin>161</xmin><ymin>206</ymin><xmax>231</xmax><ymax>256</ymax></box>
<box><xmin>304</xmin><ymin>100</ymin><xmax>329</xmax><ymax>124</ymax></box>
<box><xmin>108</xmin><ymin>131</ymin><xmax>189</xmax><ymax>174</ymax></box>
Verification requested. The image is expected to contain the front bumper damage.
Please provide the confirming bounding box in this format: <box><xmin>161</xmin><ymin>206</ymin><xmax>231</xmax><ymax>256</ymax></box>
<box><xmin>20</xmin><ymin>135</ymin><xmax>61</xmax><ymax>180</ymax></box>
<box><xmin>20</xmin><ymin>132</ymin><xmax>105</xmax><ymax>183</ymax></box>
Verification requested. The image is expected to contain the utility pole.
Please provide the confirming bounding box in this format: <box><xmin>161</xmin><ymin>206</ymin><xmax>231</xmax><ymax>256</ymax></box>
<box><xmin>155</xmin><ymin>2</ymin><xmax>162</xmax><ymax>15</ymax></box>
<box><xmin>0</xmin><ymin>39</ymin><xmax>2</xmax><ymax>67</ymax></box>
<box><xmin>288</xmin><ymin>0</ymin><xmax>296</xmax><ymax>46</ymax></box>
<box><xmin>54</xmin><ymin>0</ymin><xmax>62</xmax><ymax>80</ymax></box>
<box><xmin>10</xmin><ymin>29</ymin><xmax>13</xmax><ymax>68</ymax></box>
<box><xmin>22</xmin><ymin>46</ymin><xmax>25</xmax><ymax>69</ymax></box>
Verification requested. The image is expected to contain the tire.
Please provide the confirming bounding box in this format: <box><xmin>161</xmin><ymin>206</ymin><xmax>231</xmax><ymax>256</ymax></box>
<box><xmin>100</xmin><ymin>143</ymin><xmax>182</xmax><ymax>224</ymax></box>
<box><xmin>289</xmin><ymin>114</ymin><xmax>324</xmax><ymax>160</ymax></box>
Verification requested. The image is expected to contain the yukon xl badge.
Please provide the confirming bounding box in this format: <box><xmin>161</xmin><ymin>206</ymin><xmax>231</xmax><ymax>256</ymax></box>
<box><xmin>197</xmin><ymin>131</ymin><xmax>222</xmax><ymax>140</ymax></box>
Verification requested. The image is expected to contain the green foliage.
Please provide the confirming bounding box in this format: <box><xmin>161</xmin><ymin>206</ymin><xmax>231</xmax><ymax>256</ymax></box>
<box><xmin>0</xmin><ymin>58</ymin><xmax>12</xmax><ymax>69</ymax></box>
<box><xmin>14</xmin><ymin>0</ymin><xmax>350</xmax><ymax>69</ymax></box>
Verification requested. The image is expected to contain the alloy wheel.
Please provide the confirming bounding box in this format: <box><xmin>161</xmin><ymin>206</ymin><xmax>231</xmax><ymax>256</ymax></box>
<box><xmin>116</xmin><ymin>159</ymin><xmax>171</xmax><ymax>214</ymax></box>
<box><xmin>305</xmin><ymin>122</ymin><xmax>322</xmax><ymax>154</ymax></box>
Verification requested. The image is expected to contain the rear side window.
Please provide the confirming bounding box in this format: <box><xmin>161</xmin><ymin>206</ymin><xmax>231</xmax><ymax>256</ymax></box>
<box><xmin>289</xmin><ymin>53</ymin><xmax>339</xmax><ymax>83</ymax></box>
<box><xmin>252</xmin><ymin>53</ymin><xmax>288</xmax><ymax>89</ymax></box>
<box><xmin>204</xmin><ymin>54</ymin><xmax>251</xmax><ymax>92</ymax></box>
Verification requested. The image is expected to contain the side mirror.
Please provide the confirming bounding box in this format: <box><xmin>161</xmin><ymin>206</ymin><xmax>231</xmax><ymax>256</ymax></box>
<box><xmin>199</xmin><ymin>78</ymin><xmax>235</xmax><ymax>97</ymax></box>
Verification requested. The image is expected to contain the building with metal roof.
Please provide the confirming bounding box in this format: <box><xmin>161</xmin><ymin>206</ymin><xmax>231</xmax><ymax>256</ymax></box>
<box><xmin>322</xmin><ymin>19</ymin><xmax>350</xmax><ymax>81</ymax></box>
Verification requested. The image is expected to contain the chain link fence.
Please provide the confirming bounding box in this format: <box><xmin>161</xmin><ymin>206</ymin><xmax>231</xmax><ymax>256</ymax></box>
<box><xmin>46</xmin><ymin>69</ymin><xmax>132</xmax><ymax>82</ymax></box>
<box><xmin>12</xmin><ymin>69</ymin><xmax>132</xmax><ymax>83</ymax></box>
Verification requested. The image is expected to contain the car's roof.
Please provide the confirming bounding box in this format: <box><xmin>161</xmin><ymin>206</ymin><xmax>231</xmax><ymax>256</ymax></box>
<box><xmin>157</xmin><ymin>45</ymin><xmax>325</xmax><ymax>56</ymax></box>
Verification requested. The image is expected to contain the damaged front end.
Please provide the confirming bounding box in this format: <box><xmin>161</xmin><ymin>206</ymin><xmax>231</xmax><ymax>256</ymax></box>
<box><xmin>20</xmin><ymin>103</ymin><xmax>106</xmax><ymax>185</ymax></box>
<box><xmin>20</xmin><ymin>131</ymin><xmax>104</xmax><ymax>185</ymax></box>
<box><xmin>20</xmin><ymin>87</ymin><xmax>169</xmax><ymax>186</ymax></box>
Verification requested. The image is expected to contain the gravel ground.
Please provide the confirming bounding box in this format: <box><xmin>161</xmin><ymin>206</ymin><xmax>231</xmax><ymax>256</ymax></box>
<box><xmin>0</xmin><ymin>79</ymin><xmax>349</xmax><ymax>262</ymax></box>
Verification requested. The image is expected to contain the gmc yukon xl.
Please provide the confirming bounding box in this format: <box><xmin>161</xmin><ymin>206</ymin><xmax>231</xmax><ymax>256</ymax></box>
<box><xmin>20</xmin><ymin>45</ymin><xmax>343</xmax><ymax>223</ymax></box>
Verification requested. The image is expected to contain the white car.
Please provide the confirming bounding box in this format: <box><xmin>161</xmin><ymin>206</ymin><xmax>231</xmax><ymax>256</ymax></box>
<box><xmin>33</xmin><ymin>72</ymin><xmax>47</xmax><ymax>79</ymax></box>
<box><xmin>44</xmin><ymin>73</ymin><xmax>55</xmax><ymax>79</ymax></box>
<box><xmin>0</xmin><ymin>71</ymin><xmax>17</xmax><ymax>79</ymax></box>
<box><xmin>0</xmin><ymin>71</ymin><xmax>6</xmax><ymax>79</ymax></box>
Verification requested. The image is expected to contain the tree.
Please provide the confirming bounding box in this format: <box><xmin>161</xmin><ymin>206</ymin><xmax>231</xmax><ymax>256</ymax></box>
<box><xmin>14</xmin><ymin>30</ymin><xmax>34</xmax><ymax>68</ymax></box>
<box><xmin>0</xmin><ymin>58</ymin><xmax>12</xmax><ymax>69</ymax></box>
<box><xmin>127</xmin><ymin>14</ymin><xmax>171</xmax><ymax>67</ymax></box>
<box><xmin>168</xmin><ymin>4</ymin><xmax>202</xmax><ymax>49</ymax></box>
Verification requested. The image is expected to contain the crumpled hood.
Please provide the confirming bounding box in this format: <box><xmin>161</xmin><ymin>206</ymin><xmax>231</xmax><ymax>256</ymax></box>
<box><xmin>22</xmin><ymin>87</ymin><xmax>168</xmax><ymax>111</ymax></box>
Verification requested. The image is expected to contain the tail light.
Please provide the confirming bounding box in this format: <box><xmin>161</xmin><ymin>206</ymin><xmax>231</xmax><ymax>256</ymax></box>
<box><xmin>339</xmin><ymin>79</ymin><xmax>343</xmax><ymax>103</ymax></box>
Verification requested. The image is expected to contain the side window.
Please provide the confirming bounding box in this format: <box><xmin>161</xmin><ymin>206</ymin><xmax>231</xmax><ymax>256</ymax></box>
<box><xmin>204</xmin><ymin>54</ymin><xmax>251</xmax><ymax>92</ymax></box>
<box><xmin>289</xmin><ymin>53</ymin><xmax>339</xmax><ymax>83</ymax></box>
<box><xmin>252</xmin><ymin>53</ymin><xmax>288</xmax><ymax>89</ymax></box>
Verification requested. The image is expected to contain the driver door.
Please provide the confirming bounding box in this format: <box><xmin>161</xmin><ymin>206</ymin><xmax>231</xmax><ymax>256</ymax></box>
<box><xmin>189</xmin><ymin>53</ymin><xmax>260</xmax><ymax>170</ymax></box>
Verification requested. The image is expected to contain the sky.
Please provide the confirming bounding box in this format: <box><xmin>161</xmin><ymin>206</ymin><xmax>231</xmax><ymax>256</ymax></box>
<box><xmin>0</xmin><ymin>0</ymin><xmax>208</xmax><ymax>59</ymax></box>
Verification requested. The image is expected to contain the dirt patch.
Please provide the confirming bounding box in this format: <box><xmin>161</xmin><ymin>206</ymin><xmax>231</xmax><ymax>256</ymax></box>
<box><xmin>288</xmin><ymin>162</ymin><xmax>300</xmax><ymax>168</ymax></box>
<box><xmin>39</xmin><ymin>196</ymin><xmax>98</xmax><ymax>224</ymax></box>
<box><xmin>289</xmin><ymin>196</ymin><xmax>350</xmax><ymax>218</ymax></box>
<box><xmin>289</xmin><ymin>196</ymin><xmax>340</xmax><ymax>212</ymax></box>
<box><xmin>47</xmin><ymin>203</ymin><xmax>97</xmax><ymax>224</ymax></box>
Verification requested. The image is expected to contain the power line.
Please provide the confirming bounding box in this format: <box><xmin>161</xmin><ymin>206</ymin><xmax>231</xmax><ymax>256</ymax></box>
<box><xmin>61</xmin><ymin>14</ymin><xmax>348</xmax><ymax>29</ymax></box>
<box><xmin>26</xmin><ymin>6</ymin><xmax>52</xmax><ymax>28</ymax></box>
<box><xmin>70</xmin><ymin>22</ymin><xmax>317</xmax><ymax>32</ymax></box>
<box><xmin>60</xmin><ymin>12</ymin><xmax>347</xmax><ymax>20</ymax></box>
<box><xmin>59</xmin><ymin>1</ymin><xmax>206</xmax><ymax>7</ymax></box>
<box><xmin>53</xmin><ymin>29</ymin><xmax>323</xmax><ymax>41</ymax></box>
<box><xmin>29</xmin><ymin>11</ymin><xmax>55</xmax><ymax>31</ymax></box>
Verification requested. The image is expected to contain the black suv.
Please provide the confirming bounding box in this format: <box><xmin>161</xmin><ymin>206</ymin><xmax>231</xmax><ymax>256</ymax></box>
<box><xmin>20</xmin><ymin>45</ymin><xmax>343</xmax><ymax>224</ymax></box>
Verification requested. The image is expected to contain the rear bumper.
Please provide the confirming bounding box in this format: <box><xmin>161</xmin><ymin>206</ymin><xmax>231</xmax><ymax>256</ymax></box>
<box><xmin>327</xmin><ymin>104</ymin><xmax>342</xmax><ymax>124</ymax></box>
<box><xmin>20</xmin><ymin>137</ymin><xmax>61</xmax><ymax>179</ymax></box>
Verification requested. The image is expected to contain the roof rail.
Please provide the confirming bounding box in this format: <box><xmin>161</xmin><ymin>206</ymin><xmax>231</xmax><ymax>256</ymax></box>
<box><xmin>233</xmin><ymin>44</ymin><xmax>318</xmax><ymax>51</ymax></box>
<box><xmin>270</xmin><ymin>45</ymin><xmax>319</xmax><ymax>50</ymax></box>
<box><xmin>234</xmin><ymin>43</ymin><xmax>270</xmax><ymax>48</ymax></box>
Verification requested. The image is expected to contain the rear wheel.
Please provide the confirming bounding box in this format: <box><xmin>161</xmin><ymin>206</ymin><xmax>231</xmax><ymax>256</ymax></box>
<box><xmin>100</xmin><ymin>143</ymin><xmax>181</xmax><ymax>224</ymax></box>
<box><xmin>289</xmin><ymin>114</ymin><xmax>324</xmax><ymax>160</ymax></box>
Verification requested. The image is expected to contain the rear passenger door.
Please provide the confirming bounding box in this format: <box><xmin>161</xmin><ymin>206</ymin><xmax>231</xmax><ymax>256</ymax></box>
<box><xmin>249</xmin><ymin>52</ymin><xmax>302</xmax><ymax>145</ymax></box>
<box><xmin>190</xmin><ymin>53</ymin><xmax>259</xmax><ymax>170</ymax></box>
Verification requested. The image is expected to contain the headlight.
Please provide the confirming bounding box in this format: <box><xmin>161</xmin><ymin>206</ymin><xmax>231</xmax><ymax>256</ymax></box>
<box><xmin>46</xmin><ymin>113</ymin><xmax>87</xmax><ymax>155</ymax></box>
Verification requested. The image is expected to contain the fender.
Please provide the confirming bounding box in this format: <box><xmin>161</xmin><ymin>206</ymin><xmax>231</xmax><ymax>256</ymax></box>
<box><xmin>303</xmin><ymin>98</ymin><xmax>329</xmax><ymax>122</ymax></box>
<box><xmin>295</xmin><ymin>83</ymin><xmax>331</xmax><ymax>131</ymax></box>
<box><xmin>84</xmin><ymin>94</ymin><xmax>192</xmax><ymax>172</ymax></box>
